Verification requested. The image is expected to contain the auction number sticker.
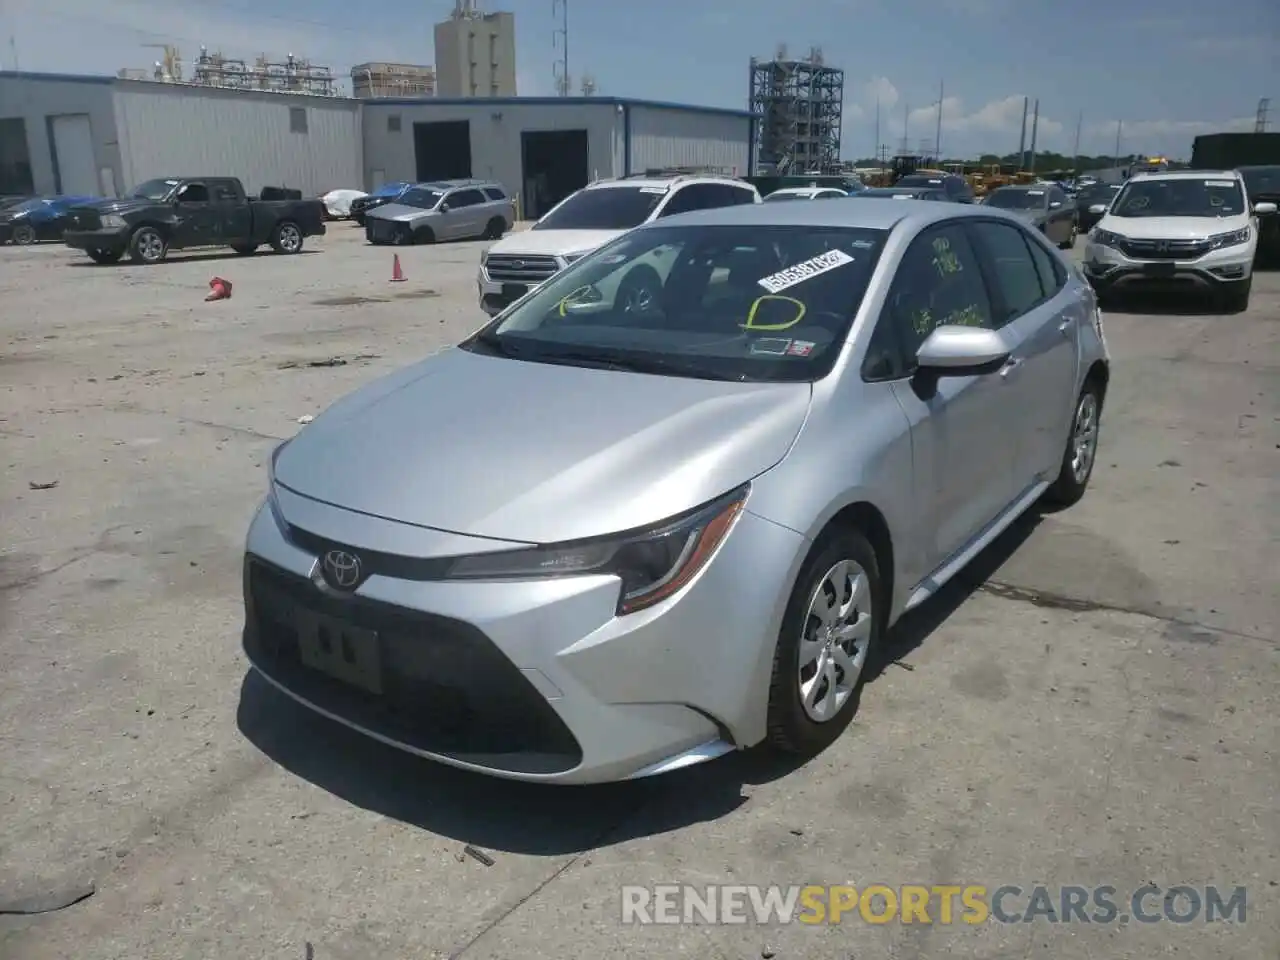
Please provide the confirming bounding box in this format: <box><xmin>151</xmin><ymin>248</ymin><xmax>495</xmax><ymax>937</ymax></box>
<box><xmin>757</xmin><ymin>249</ymin><xmax>855</xmax><ymax>293</ymax></box>
<box><xmin>1205</xmin><ymin>180</ymin><xmax>1235</xmax><ymax>188</ymax></box>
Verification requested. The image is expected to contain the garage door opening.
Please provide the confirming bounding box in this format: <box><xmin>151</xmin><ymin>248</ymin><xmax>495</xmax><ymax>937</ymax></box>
<box><xmin>521</xmin><ymin>130</ymin><xmax>589</xmax><ymax>220</ymax></box>
<box><xmin>47</xmin><ymin>114</ymin><xmax>98</xmax><ymax>196</ymax></box>
<box><xmin>0</xmin><ymin>118</ymin><xmax>35</xmax><ymax>195</ymax></box>
<box><xmin>414</xmin><ymin>121</ymin><xmax>472</xmax><ymax>182</ymax></box>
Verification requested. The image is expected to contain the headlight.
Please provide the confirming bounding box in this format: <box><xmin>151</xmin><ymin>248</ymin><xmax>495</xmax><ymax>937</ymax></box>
<box><xmin>444</xmin><ymin>485</ymin><xmax>749</xmax><ymax>615</ymax></box>
<box><xmin>101</xmin><ymin>214</ymin><xmax>127</xmax><ymax>229</ymax></box>
<box><xmin>1090</xmin><ymin>228</ymin><xmax>1123</xmax><ymax>247</ymax></box>
<box><xmin>1208</xmin><ymin>227</ymin><xmax>1250</xmax><ymax>250</ymax></box>
<box><xmin>480</xmin><ymin>249</ymin><xmax>489</xmax><ymax>265</ymax></box>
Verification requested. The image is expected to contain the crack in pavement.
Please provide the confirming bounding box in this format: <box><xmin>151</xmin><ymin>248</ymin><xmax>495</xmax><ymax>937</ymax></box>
<box><xmin>106</xmin><ymin>403</ymin><xmax>287</xmax><ymax>442</ymax></box>
<box><xmin>979</xmin><ymin>580</ymin><xmax>1275</xmax><ymax>646</ymax></box>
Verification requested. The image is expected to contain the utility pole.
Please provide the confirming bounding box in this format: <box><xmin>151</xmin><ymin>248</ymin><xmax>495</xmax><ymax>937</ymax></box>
<box><xmin>1114</xmin><ymin>120</ymin><xmax>1123</xmax><ymax>166</ymax></box>
<box><xmin>874</xmin><ymin>98</ymin><xmax>880</xmax><ymax>167</ymax></box>
<box><xmin>1072</xmin><ymin>110</ymin><xmax>1082</xmax><ymax>174</ymax></box>
<box><xmin>935</xmin><ymin>80</ymin><xmax>944</xmax><ymax>162</ymax></box>
<box><xmin>901</xmin><ymin>102</ymin><xmax>909</xmax><ymax>154</ymax></box>
<box><xmin>1017</xmin><ymin>96</ymin><xmax>1029</xmax><ymax>168</ymax></box>
<box><xmin>1027</xmin><ymin>98</ymin><xmax>1040</xmax><ymax>173</ymax></box>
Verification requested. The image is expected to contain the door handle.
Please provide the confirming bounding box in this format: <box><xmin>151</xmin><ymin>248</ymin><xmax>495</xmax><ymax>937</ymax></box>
<box><xmin>1000</xmin><ymin>356</ymin><xmax>1022</xmax><ymax>379</ymax></box>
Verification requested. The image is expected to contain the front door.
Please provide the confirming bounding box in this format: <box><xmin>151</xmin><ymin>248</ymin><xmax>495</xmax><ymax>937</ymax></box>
<box><xmin>868</xmin><ymin>221</ymin><xmax>1018</xmax><ymax>574</ymax></box>
<box><xmin>171</xmin><ymin>181</ymin><xmax>218</xmax><ymax>247</ymax></box>
<box><xmin>966</xmin><ymin>219</ymin><xmax>1080</xmax><ymax>488</ymax></box>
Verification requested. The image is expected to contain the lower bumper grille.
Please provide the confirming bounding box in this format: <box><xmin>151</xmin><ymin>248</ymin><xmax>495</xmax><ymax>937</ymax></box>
<box><xmin>243</xmin><ymin>559</ymin><xmax>582</xmax><ymax>774</ymax></box>
<box><xmin>485</xmin><ymin>254</ymin><xmax>560</xmax><ymax>283</ymax></box>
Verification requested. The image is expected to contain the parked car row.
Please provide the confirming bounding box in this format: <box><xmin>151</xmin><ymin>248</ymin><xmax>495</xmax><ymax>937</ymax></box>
<box><xmin>0</xmin><ymin>195</ymin><xmax>103</xmax><ymax>245</ymax></box>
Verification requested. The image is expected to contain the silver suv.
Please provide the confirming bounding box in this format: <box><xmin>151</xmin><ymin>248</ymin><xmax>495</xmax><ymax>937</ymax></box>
<box><xmin>366</xmin><ymin>179</ymin><xmax>514</xmax><ymax>245</ymax></box>
<box><xmin>478</xmin><ymin>173</ymin><xmax>761</xmax><ymax>315</ymax></box>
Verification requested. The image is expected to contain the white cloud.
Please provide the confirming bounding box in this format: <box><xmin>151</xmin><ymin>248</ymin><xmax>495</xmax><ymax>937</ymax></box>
<box><xmin>843</xmin><ymin>76</ymin><xmax>899</xmax><ymax>121</ymax></box>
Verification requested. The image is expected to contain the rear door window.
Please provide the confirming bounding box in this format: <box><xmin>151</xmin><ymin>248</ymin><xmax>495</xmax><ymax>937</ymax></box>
<box><xmin>967</xmin><ymin>221</ymin><xmax>1046</xmax><ymax>323</ymax></box>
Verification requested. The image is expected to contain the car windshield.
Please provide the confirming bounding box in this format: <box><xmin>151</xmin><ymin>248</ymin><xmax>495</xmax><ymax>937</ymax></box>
<box><xmin>896</xmin><ymin>175</ymin><xmax>943</xmax><ymax>187</ymax></box>
<box><xmin>858</xmin><ymin>189</ymin><xmax>923</xmax><ymax>199</ymax></box>
<box><xmin>985</xmin><ymin>189</ymin><xmax>1046</xmax><ymax>210</ymax></box>
<box><xmin>398</xmin><ymin>188</ymin><xmax>443</xmax><ymax>209</ymax></box>
<box><xmin>128</xmin><ymin>179</ymin><xmax>179</xmax><ymax>200</ymax></box>
<box><xmin>466</xmin><ymin>224</ymin><xmax>887</xmax><ymax>383</ymax></box>
<box><xmin>1240</xmin><ymin>166</ymin><xmax>1280</xmax><ymax>197</ymax></box>
<box><xmin>1081</xmin><ymin>184</ymin><xmax>1120</xmax><ymax>201</ymax></box>
<box><xmin>532</xmin><ymin>186</ymin><xmax>666</xmax><ymax>231</ymax></box>
<box><xmin>1111</xmin><ymin>178</ymin><xmax>1245</xmax><ymax>218</ymax></box>
<box><xmin>372</xmin><ymin>182</ymin><xmax>409</xmax><ymax>198</ymax></box>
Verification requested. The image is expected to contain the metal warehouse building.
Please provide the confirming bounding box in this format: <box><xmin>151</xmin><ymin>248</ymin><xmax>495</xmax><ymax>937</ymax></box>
<box><xmin>360</xmin><ymin>97</ymin><xmax>757</xmax><ymax>218</ymax></box>
<box><xmin>0</xmin><ymin>71</ymin><xmax>362</xmax><ymax>198</ymax></box>
<box><xmin>1</xmin><ymin>73</ymin><xmax>756</xmax><ymax>217</ymax></box>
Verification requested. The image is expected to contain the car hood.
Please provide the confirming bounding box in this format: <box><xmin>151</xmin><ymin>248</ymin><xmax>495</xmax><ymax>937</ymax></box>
<box><xmin>72</xmin><ymin>197</ymin><xmax>154</xmax><ymax>215</ymax></box>
<box><xmin>1100</xmin><ymin>215</ymin><xmax>1248</xmax><ymax>240</ymax></box>
<box><xmin>487</xmin><ymin>228</ymin><xmax>626</xmax><ymax>258</ymax></box>
<box><xmin>368</xmin><ymin>203</ymin><xmax>434</xmax><ymax>222</ymax></box>
<box><xmin>273</xmin><ymin>347</ymin><xmax>812</xmax><ymax>544</ymax></box>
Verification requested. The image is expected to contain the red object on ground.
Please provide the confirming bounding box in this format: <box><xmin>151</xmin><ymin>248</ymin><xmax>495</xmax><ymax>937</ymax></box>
<box><xmin>391</xmin><ymin>254</ymin><xmax>406</xmax><ymax>282</ymax></box>
<box><xmin>205</xmin><ymin>276</ymin><xmax>232</xmax><ymax>301</ymax></box>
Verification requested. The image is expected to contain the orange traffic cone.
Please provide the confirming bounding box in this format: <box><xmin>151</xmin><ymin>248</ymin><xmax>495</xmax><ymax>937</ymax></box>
<box><xmin>390</xmin><ymin>254</ymin><xmax>406</xmax><ymax>282</ymax></box>
<box><xmin>205</xmin><ymin>276</ymin><xmax>232</xmax><ymax>301</ymax></box>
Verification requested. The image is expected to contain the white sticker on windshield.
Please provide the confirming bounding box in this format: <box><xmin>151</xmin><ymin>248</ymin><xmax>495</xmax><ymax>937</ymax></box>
<box><xmin>758</xmin><ymin>249</ymin><xmax>855</xmax><ymax>293</ymax></box>
<box><xmin>639</xmin><ymin>187</ymin><xmax>667</xmax><ymax>194</ymax></box>
<box><xmin>750</xmin><ymin>338</ymin><xmax>792</xmax><ymax>355</ymax></box>
<box><xmin>892</xmin><ymin>194</ymin><xmax>914</xmax><ymax>199</ymax></box>
<box><xmin>1028</xmin><ymin>190</ymin><xmax>1045</xmax><ymax>195</ymax></box>
<box><xmin>1205</xmin><ymin>180</ymin><xmax>1235</xmax><ymax>188</ymax></box>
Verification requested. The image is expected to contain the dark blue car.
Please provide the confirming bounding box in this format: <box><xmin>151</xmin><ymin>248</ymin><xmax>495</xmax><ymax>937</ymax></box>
<box><xmin>0</xmin><ymin>195</ymin><xmax>102</xmax><ymax>245</ymax></box>
<box><xmin>350</xmin><ymin>181</ymin><xmax>413</xmax><ymax>226</ymax></box>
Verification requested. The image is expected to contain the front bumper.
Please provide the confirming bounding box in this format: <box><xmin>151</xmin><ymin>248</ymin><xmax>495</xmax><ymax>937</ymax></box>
<box><xmin>64</xmin><ymin>228</ymin><xmax>129</xmax><ymax>253</ymax></box>
<box><xmin>241</xmin><ymin>489</ymin><xmax>804</xmax><ymax>784</ymax></box>
<box><xmin>1082</xmin><ymin>238</ymin><xmax>1253</xmax><ymax>292</ymax></box>
<box><xmin>366</xmin><ymin>218</ymin><xmax>410</xmax><ymax>245</ymax></box>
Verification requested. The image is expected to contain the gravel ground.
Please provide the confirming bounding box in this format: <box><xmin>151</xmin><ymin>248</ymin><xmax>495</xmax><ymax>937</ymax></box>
<box><xmin>1</xmin><ymin>224</ymin><xmax>1276</xmax><ymax>959</ymax></box>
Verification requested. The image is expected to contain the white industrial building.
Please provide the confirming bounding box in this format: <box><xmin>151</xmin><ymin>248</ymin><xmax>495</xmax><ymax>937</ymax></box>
<box><xmin>0</xmin><ymin>71</ymin><xmax>757</xmax><ymax>217</ymax></box>
<box><xmin>0</xmin><ymin>71</ymin><xmax>361</xmax><ymax>198</ymax></box>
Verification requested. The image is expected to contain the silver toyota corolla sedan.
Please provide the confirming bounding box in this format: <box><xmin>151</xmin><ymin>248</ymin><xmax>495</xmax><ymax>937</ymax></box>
<box><xmin>243</xmin><ymin>200</ymin><xmax>1110</xmax><ymax>784</ymax></box>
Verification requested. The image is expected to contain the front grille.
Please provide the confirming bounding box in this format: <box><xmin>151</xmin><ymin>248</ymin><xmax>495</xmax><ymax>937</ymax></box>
<box><xmin>367</xmin><ymin>219</ymin><xmax>399</xmax><ymax>244</ymax></box>
<box><xmin>243</xmin><ymin>559</ymin><xmax>582</xmax><ymax>774</ymax></box>
<box><xmin>485</xmin><ymin>254</ymin><xmax>561</xmax><ymax>283</ymax></box>
<box><xmin>67</xmin><ymin>207</ymin><xmax>101</xmax><ymax>230</ymax></box>
<box><xmin>1118</xmin><ymin>238</ymin><xmax>1210</xmax><ymax>261</ymax></box>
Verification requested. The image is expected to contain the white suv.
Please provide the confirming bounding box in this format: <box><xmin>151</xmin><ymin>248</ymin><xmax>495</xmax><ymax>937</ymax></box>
<box><xmin>1082</xmin><ymin>169</ymin><xmax>1277</xmax><ymax>312</ymax></box>
<box><xmin>477</xmin><ymin>174</ymin><xmax>761</xmax><ymax>316</ymax></box>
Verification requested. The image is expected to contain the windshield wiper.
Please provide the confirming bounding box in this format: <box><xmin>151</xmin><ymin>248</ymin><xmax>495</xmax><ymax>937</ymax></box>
<box><xmin>531</xmin><ymin>347</ymin><xmax>746</xmax><ymax>380</ymax></box>
<box><xmin>467</xmin><ymin>329</ymin><xmax>529</xmax><ymax>359</ymax></box>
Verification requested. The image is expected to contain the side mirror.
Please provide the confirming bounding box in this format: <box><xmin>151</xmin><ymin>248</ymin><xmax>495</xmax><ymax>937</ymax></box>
<box><xmin>1254</xmin><ymin>201</ymin><xmax>1277</xmax><ymax>215</ymax></box>
<box><xmin>915</xmin><ymin>325</ymin><xmax>1009</xmax><ymax>374</ymax></box>
<box><xmin>1088</xmin><ymin>204</ymin><xmax>1107</xmax><ymax>214</ymax></box>
<box><xmin>439</xmin><ymin>202</ymin><xmax>450</xmax><ymax>212</ymax></box>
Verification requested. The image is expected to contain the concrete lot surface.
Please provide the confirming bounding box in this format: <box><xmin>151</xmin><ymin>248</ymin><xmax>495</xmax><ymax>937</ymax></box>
<box><xmin>1</xmin><ymin>225</ymin><xmax>1276</xmax><ymax>959</ymax></box>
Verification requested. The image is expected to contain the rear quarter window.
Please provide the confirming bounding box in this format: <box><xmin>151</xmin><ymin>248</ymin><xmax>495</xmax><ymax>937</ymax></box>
<box><xmin>483</xmin><ymin>187</ymin><xmax>507</xmax><ymax>201</ymax></box>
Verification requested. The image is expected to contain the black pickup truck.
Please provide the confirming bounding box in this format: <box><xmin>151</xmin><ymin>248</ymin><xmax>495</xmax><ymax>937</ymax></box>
<box><xmin>62</xmin><ymin>177</ymin><xmax>326</xmax><ymax>264</ymax></box>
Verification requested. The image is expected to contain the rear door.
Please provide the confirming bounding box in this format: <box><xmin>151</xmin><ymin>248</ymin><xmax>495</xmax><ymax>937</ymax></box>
<box><xmin>1047</xmin><ymin>186</ymin><xmax>1072</xmax><ymax>242</ymax></box>
<box><xmin>211</xmin><ymin>179</ymin><xmax>250</xmax><ymax>242</ymax></box>
<box><xmin>864</xmin><ymin>220</ymin><xmax>1018</xmax><ymax>571</ymax></box>
<box><xmin>965</xmin><ymin>219</ymin><xmax>1079</xmax><ymax>489</ymax></box>
<box><xmin>171</xmin><ymin>181</ymin><xmax>217</xmax><ymax>248</ymax></box>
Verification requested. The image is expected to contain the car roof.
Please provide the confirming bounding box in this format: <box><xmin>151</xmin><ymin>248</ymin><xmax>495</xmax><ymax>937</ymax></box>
<box><xmin>1128</xmin><ymin>169</ymin><xmax>1240</xmax><ymax>182</ymax></box>
<box><xmin>585</xmin><ymin>175</ymin><xmax>749</xmax><ymax>191</ymax></box>
<box><xmin>634</xmin><ymin>196</ymin><xmax>1002</xmax><ymax>233</ymax></box>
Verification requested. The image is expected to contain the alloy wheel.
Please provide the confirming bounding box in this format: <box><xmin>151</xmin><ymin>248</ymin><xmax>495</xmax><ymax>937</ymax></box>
<box><xmin>1070</xmin><ymin>392</ymin><xmax>1099</xmax><ymax>485</ymax></box>
<box><xmin>797</xmin><ymin>559</ymin><xmax>873</xmax><ymax>723</ymax></box>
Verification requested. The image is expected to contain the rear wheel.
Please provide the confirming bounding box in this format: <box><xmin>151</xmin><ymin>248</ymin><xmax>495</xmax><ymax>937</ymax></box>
<box><xmin>129</xmin><ymin>226</ymin><xmax>167</xmax><ymax>264</ymax></box>
<box><xmin>87</xmin><ymin>248</ymin><xmax>122</xmax><ymax>264</ymax></box>
<box><xmin>1044</xmin><ymin>380</ymin><xmax>1102</xmax><ymax>507</ymax></box>
<box><xmin>270</xmin><ymin>221</ymin><xmax>303</xmax><ymax>254</ymax></box>
<box><xmin>1059</xmin><ymin>222</ymin><xmax>1077</xmax><ymax>249</ymax></box>
<box><xmin>11</xmin><ymin>223</ymin><xmax>36</xmax><ymax>245</ymax></box>
<box><xmin>766</xmin><ymin>529</ymin><xmax>881</xmax><ymax>755</ymax></box>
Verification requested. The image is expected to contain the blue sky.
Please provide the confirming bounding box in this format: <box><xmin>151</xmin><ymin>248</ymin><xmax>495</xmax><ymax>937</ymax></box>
<box><xmin>4</xmin><ymin>0</ymin><xmax>1275</xmax><ymax>159</ymax></box>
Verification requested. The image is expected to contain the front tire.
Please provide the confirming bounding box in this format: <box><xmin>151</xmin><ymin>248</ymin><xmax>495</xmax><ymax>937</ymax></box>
<box><xmin>1044</xmin><ymin>380</ymin><xmax>1102</xmax><ymax>507</ymax></box>
<box><xmin>411</xmin><ymin>225</ymin><xmax>435</xmax><ymax>245</ymax></box>
<box><xmin>483</xmin><ymin>217</ymin><xmax>506</xmax><ymax>240</ymax></box>
<box><xmin>1218</xmin><ymin>278</ymin><xmax>1250</xmax><ymax>314</ymax></box>
<box><xmin>270</xmin><ymin>221</ymin><xmax>303</xmax><ymax>254</ymax></box>
<box><xmin>1059</xmin><ymin>223</ymin><xmax>1077</xmax><ymax>249</ymax></box>
<box><xmin>766</xmin><ymin>529</ymin><xmax>881</xmax><ymax>755</ymax></box>
<box><xmin>11</xmin><ymin>223</ymin><xmax>36</xmax><ymax>245</ymax></box>
<box><xmin>129</xmin><ymin>226</ymin><xmax>168</xmax><ymax>264</ymax></box>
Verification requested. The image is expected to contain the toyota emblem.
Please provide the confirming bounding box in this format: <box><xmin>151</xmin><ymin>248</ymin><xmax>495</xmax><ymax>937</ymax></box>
<box><xmin>511</xmin><ymin>259</ymin><xmax>525</xmax><ymax>269</ymax></box>
<box><xmin>322</xmin><ymin>549</ymin><xmax>362</xmax><ymax>590</ymax></box>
